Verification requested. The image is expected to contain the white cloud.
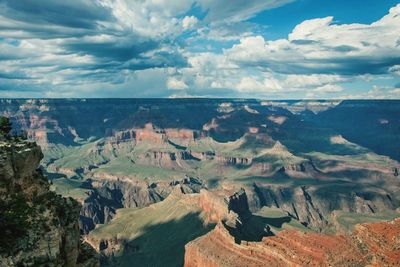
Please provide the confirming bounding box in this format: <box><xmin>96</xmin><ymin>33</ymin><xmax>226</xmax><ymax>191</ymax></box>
<box><xmin>390</xmin><ymin>88</ymin><xmax>400</xmax><ymax>94</ymax></box>
<box><xmin>389</xmin><ymin>65</ymin><xmax>400</xmax><ymax>76</ymax></box>
<box><xmin>339</xmin><ymin>85</ymin><xmax>400</xmax><ymax>100</ymax></box>
<box><xmin>226</xmin><ymin>4</ymin><xmax>400</xmax><ymax>75</ymax></box>
<box><xmin>0</xmin><ymin>1</ymin><xmax>399</xmax><ymax>99</ymax></box>
<box><xmin>196</xmin><ymin>22</ymin><xmax>255</xmax><ymax>41</ymax></box>
<box><xmin>283</xmin><ymin>74</ymin><xmax>347</xmax><ymax>88</ymax></box>
<box><xmin>236</xmin><ymin>76</ymin><xmax>282</xmax><ymax>92</ymax></box>
<box><xmin>0</xmin><ymin>0</ymin><xmax>295</xmax><ymax>97</ymax></box>
<box><xmin>182</xmin><ymin>16</ymin><xmax>198</xmax><ymax>30</ymax></box>
<box><xmin>314</xmin><ymin>84</ymin><xmax>343</xmax><ymax>93</ymax></box>
<box><xmin>167</xmin><ymin>77</ymin><xmax>188</xmax><ymax>90</ymax></box>
<box><xmin>199</xmin><ymin>0</ymin><xmax>294</xmax><ymax>22</ymax></box>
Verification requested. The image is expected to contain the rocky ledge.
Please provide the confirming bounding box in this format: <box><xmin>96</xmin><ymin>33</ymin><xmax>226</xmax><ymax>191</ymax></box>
<box><xmin>184</xmin><ymin>217</ymin><xmax>400</xmax><ymax>267</ymax></box>
<box><xmin>0</xmin><ymin>140</ymin><xmax>98</xmax><ymax>266</ymax></box>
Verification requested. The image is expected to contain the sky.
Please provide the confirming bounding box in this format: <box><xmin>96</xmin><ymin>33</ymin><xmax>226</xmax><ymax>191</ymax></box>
<box><xmin>0</xmin><ymin>0</ymin><xmax>400</xmax><ymax>99</ymax></box>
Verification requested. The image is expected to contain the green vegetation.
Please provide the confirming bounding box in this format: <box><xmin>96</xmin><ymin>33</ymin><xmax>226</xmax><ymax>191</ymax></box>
<box><xmin>93</xmin><ymin>161</ymin><xmax>187</xmax><ymax>181</ymax></box>
<box><xmin>0</xmin><ymin>116</ymin><xmax>29</xmax><ymax>143</ymax></box>
<box><xmin>50</xmin><ymin>178</ymin><xmax>89</xmax><ymax>201</ymax></box>
<box><xmin>0</xmin><ymin>194</ymin><xmax>33</xmax><ymax>250</ymax></box>
<box><xmin>332</xmin><ymin>210</ymin><xmax>400</xmax><ymax>232</ymax></box>
<box><xmin>0</xmin><ymin>116</ymin><xmax>12</xmax><ymax>136</ymax></box>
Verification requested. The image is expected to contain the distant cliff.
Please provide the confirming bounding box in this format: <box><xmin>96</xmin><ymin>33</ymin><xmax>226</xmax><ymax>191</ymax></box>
<box><xmin>0</xmin><ymin>138</ymin><xmax>98</xmax><ymax>266</ymax></box>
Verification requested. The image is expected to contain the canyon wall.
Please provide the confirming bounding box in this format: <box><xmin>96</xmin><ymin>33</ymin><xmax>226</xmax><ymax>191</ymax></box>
<box><xmin>0</xmin><ymin>139</ymin><xmax>98</xmax><ymax>266</ymax></box>
<box><xmin>80</xmin><ymin>177</ymin><xmax>205</xmax><ymax>233</ymax></box>
<box><xmin>184</xmin><ymin>217</ymin><xmax>400</xmax><ymax>267</ymax></box>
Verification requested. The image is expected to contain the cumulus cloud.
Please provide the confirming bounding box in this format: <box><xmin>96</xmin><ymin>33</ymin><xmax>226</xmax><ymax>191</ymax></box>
<box><xmin>0</xmin><ymin>0</ymin><xmax>293</xmax><ymax>96</ymax></box>
<box><xmin>236</xmin><ymin>76</ymin><xmax>282</xmax><ymax>92</ymax></box>
<box><xmin>182</xmin><ymin>16</ymin><xmax>198</xmax><ymax>30</ymax></box>
<box><xmin>226</xmin><ymin>4</ymin><xmax>400</xmax><ymax>75</ymax></box>
<box><xmin>389</xmin><ymin>65</ymin><xmax>400</xmax><ymax>76</ymax></box>
<box><xmin>0</xmin><ymin>1</ymin><xmax>399</xmax><ymax>99</ymax></box>
<box><xmin>167</xmin><ymin>77</ymin><xmax>188</xmax><ymax>90</ymax></box>
<box><xmin>283</xmin><ymin>74</ymin><xmax>347</xmax><ymax>89</ymax></box>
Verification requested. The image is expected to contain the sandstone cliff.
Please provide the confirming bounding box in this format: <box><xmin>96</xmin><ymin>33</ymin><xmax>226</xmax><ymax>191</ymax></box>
<box><xmin>0</xmin><ymin>139</ymin><xmax>98</xmax><ymax>266</ymax></box>
<box><xmin>184</xmin><ymin>218</ymin><xmax>400</xmax><ymax>267</ymax></box>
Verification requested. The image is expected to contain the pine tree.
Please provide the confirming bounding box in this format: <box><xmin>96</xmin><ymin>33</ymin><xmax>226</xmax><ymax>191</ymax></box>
<box><xmin>0</xmin><ymin>116</ymin><xmax>12</xmax><ymax>136</ymax></box>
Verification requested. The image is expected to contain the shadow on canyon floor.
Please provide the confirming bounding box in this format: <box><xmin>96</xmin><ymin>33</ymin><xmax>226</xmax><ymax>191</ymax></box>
<box><xmin>101</xmin><ymin>212</ymin><xmax>215</xmax><ymax>267</ymax></box>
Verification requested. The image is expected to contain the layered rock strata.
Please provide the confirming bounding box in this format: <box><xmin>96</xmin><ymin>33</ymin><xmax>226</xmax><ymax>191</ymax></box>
<box><xmin>184</xmin><ymin>218</ymin><xmax>400</xmax><ymax>267</ymax></box>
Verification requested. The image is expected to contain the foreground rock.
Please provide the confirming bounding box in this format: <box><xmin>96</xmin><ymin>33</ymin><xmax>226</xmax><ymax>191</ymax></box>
<box><xmin>0</xmin><ymin>140</ymin><xmax>98</xmax><ymax>266</ymax></box>
<box><xmin>184</xmin><ymin>218</ymin><xmax>400</xmax><ymax>267</ymax></box>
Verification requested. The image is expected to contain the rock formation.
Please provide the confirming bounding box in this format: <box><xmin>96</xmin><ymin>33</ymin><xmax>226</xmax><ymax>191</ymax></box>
<box><xmin>0</xmin><ymin>139</ymin><xmax>98</xmax><ymax>266</ymax></box>
<box><xmin>80</xmin><ymin>177</ymin><xmax>204</xmax><ymax>233</ymax></box>
<box><xmin>85</xmin><ymin>186</ymin><xmax>215</xmax><ymax>267</ymax></box>
<box><xmin>185</xmin><ymin>187</ymin><xmax>400</xmax><ymax>266</ymax></box>
<box><xmin>184</xmin><ymin>218</ymin><xmax>400</xmax><ymax>267</ymax></box>
<box><xmin>252</xmin><ymin>183</ymin><xmax>395</xmax><ymax>230</ymax></box>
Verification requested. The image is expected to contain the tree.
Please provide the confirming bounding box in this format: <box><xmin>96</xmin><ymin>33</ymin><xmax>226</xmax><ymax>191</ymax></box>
<box><xmin>0</xmin><ymin>116</ymin><xmax>12</xmax><ymax>136</ymax></box>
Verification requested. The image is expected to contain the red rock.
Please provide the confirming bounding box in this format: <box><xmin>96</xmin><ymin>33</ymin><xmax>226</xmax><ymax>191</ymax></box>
<box><xmin>184</xmin><ymin>219</ymin><xmax>400</xmax><ymax>267</ymax></box>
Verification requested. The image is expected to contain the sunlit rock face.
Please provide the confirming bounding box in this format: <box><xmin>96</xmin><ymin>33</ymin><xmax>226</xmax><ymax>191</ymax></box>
<box><xmin>185</xmin><ymin>189</ymin><xmax>400</xmax><ymax>266</ymax></box>
<box><xmin>184</xmin><ymin>218</ymin><xmax>400</xmax><ymax>267</ymax></box>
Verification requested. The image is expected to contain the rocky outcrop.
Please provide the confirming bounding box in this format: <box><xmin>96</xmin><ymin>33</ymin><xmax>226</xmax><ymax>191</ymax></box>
<box><xmin>216</xmin><ymin>156</ymin><xmax>252</xmax><ymax>166</ymax></box>
<box><xmin>80</xmin><ymin>177</ymin><xmax>205</xmax><ymax>234</ymax></box>
<box><xmin>85</xmin><ymin>186</ymin><xmax>216</xmax><ymax>267</ymax></box>
<box><xmin>278</xmin><ymin>161</ymin><xmax>318</xmax><ymax>174</ymax></box>
<box><xmin>198</xmin><ymin>189</ymin><xmax>230</xmax><ymax>223</ymax></box>
<box><xmin>189</xmin><ymin>151</ymin><xmax>215</xmax><ymax>161</ymax></box>
<box><xmin>184</xmin><ymin>218</ymin><xmax>400</xmax><ymax>267</ymax></box>
<box><xmin>252</xmin><ymin>183</ymin><xmax>396</xmax><ymax>230</ymax></box>
<box><xmin>113</xmin><ymin>124</ymin><xmax>203</xmax><ymax>144</ymax></box>
<box><xmin>135</xmin><ymin>151</ymin><xmax>200</xmax><ymax>169</ymax></box>
<box><xmin>227</xmin><ymin>188</ymin><xmax>251</xmax><ymax>218</ymax></box>
<box><xmin>0</xmin><ymin>140</ymin><xmax>98</xmax><ymax>266</ymax></box>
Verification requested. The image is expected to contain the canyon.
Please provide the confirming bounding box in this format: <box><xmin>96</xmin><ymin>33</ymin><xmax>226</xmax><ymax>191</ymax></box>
<box><xmin>1</xmin><ymin>99</ymin><xmax>399</xmax><ymax>266</ymax></box>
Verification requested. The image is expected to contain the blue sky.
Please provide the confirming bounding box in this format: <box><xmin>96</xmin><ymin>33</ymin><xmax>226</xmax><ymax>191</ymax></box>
<box><xmin>0</xmin><ymin>0</ymin><xmax>399</xmax><ymax>99</ymax></box>
<box><xmin>251</xmin><ymin>0</ymin><xmax>400</xmax><ymax>39</ymax></box>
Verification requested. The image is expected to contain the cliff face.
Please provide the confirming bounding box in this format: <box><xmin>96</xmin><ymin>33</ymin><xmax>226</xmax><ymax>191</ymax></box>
<box><xmin>0</xmin><ymin>140</ymin><xmax>98</xmax><ymax>266</ymax></box>
<box><xmin>185</xmin><ymin>187</ymin><xmax>400</xmax><ymax>266</ymax></box>
<box><xmin>85</xmin><ymin>186</ymin><xmax>217</xmax><ymax>267</ymax></box>
<box><xmin>80</xmin><ymin>177</ymin><xmax>204</xmax><ymax>234</ymax></box>
<box><xmin>252</xmin><ymin>183</ymin><xmax>396</xmax><ymax>230</ymax></box>
<box><xmin>184</xmin><ymin>218</ymin><xmax>400</xmax><ymax>267</ymax></box>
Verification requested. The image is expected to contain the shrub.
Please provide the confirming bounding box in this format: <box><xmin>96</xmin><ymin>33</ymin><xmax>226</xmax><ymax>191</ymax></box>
<box><xmin>0</xmin><ymin>194</ymin><xmax>33</xmax><ymax>251</ymax></box>
<box><xmin>0</xmin><ymin>116</ymin><xmax>12</xmax><ymax>137</ymax></box>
